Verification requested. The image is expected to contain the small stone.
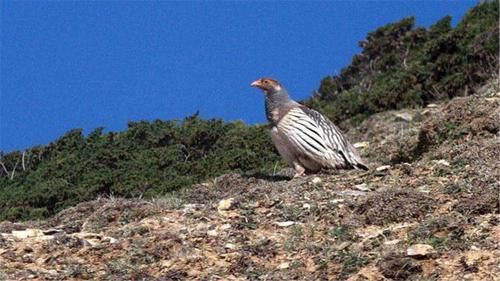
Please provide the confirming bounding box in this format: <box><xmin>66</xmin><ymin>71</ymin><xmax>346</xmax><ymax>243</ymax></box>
<box><xmin>407</xmin><ymin>244</ymin><xmax>436</xmax><ymax>257</ymax></box>
<box><xmin>394</xmin><ymin>112</ymin><xmax>413</xmax><ymax>122</ymax></box>
<box><xmin>183</xmin><ymin>204</ymin><xmax>200</xmax><ymax>213</ymax></box>
<box><xmin>426</xmin><ymin>103</ymin><xmax>438</xmax><ymax>108</ymax></box>
<box><xmin>302</xmin><ymin>203</ymin><xmax>311</xmax><ymax>209</ymax></box>
<box><xmin>275</xmin><ymin>221</ymin><xmax>295</xmax><ymax>227</ymax></box>
<box><xmin>195</xmin><ymin>223</ymin><xmax>208</xmax><ymax>231</ymax></box>
<box><xmin>218</xmin><ymin>198</ymin><xmax>235</xmax><ymax>212</ymax></box>
<box><xmin>353</xmin><ymin>141</ymin><xmax>369</xmax><ymax>149</ymax></box>
<box><xmin>311</xmin><ymin>177</ymin><xmax>322</xmax><ymax>184</ymax></box>
<box><xmin>418</xmin><ymin>186</ymin><xmax>430</xmax><ymax>193</ymax></box>
<box><xmin>224</xmin><ymin>243</ymin><xmax>238</xmax><ymax>250</ymax></box>
<box><xmin>485</xmin><ymin>97</ymin><xmax>500</xmax><ymax>102</ymax></box>
<box><xmin>207</xmin><ymin>230</ymin><xmax>218</xmax><ymax>237</ymax></box>
<box><xmin>220</xmin><ymin>224</ymin><xmax>231</xmax><ymax>230</ymax></box>
<box><xmin>384</xmin><ymin>239</ymin><xmax>401</xmax><ymax>245</ymax></box>
<box><xmin>335</xmin><ymin>190</ymin><xmax>367</xmax><ymax>197</ymax></box>
<box><xmin>11</xmin><ymin>229</ymin><xmax>44</xmax><ymax>239</ymax></box>
<box><xmin>375</xmin><ymin>165</ymin><xmax>391</xmax><ymax>172</ymax></box>
<box><xmin>104</xmin><ymin>237</ymin><xmax>117</xmax><ymax>244</ymax></box>
<box><xmin>330</xmin><ymin>199</ymin><xmax>345</xmax><ymax>204</ymax></box>
<box><xmin>353</xmin><ymin>183</ymin><xmax>370</xmax><ymax>191</ymax></box>
<box><xmin>337</xmin><ymin>242</ymin><xmax>351</xmax><ymax>250</ymax></box>
<box><xmin>39</xmin><ymin>235</ymin><xmax>56</xmax><ymax>241</ymax></box>
<box><xmin>277</xmin><ymin>262</ymin><xmax>290</xmax><ymax>270</ymax></box>
<box><xmin>434</xmin><ymin>159</ymin><xmax>450</xmax><ymax>166</ymax></box>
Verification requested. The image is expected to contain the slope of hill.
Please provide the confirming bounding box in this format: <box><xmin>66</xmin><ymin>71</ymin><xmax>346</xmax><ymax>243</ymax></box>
<box><xmin>0</xmin><ymin>78</ymin><xmax>498</xmax><ymax>280</ymax></box>
<box><xmin>306</xmin><ymin>1</ymin><xmax>498</xmax><ymax>126</ymax></box>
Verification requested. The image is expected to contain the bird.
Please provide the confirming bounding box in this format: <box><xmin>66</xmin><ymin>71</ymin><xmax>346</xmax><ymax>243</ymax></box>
<box><xmin>251</xmin><ymin>77</ymin><xmax>368</xmax><ymax>177</ymax></box>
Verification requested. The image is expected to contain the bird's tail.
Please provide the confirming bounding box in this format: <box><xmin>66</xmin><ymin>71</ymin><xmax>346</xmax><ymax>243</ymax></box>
<box><xmin>354</xmin><ymin>162</ymin><xmax>369</xmax><ymax>171</ymax></box>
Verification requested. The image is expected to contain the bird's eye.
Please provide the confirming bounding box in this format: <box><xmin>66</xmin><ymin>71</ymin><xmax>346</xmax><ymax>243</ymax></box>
<box><xmin>263</xmin><ymin>80</ymin><xmax>268</xmax><ymax>84</ymax></box>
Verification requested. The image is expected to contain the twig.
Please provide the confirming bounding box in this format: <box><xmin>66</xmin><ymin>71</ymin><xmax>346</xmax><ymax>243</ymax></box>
<box><xmin>10</xmin><ymin>159</ymin><xmax>20</xmax><ymax>180</ymax></box>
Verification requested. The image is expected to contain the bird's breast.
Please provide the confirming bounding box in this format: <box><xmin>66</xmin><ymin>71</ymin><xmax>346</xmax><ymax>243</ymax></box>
<box><xmin>267</xmin><ymin>108</ymin><xmax>281</xmax><ymax>124</ymax></box>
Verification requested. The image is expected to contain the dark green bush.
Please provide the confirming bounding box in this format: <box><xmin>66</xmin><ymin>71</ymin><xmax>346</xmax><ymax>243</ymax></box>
<box><xmin>0</xmin><ymin>116</ymin><xmax>282</xmax><ymax>220</ymax></box>
<box><xmin>306</xmin><ymin>2</ymin><xmax>498</xmax><ymax>127</ymax></box>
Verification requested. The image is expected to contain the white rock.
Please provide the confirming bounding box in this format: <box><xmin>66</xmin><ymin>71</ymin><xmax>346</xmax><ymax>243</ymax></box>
<box><xmin>407</xmin><ymin>244</ymin><xmax>436</xmax><ymax>257</ymax></box>
<box><xmin>183</xmin><ymin>203</ymin><xmax>199</xmax><ymax>209</ymax></box>
<box><xmin>434</xmin><ymin>159</ymin><xmax>450</xmax><ymax>166</ymax></box>
<box><xmin>353</xmin><ymin>183</ymin><xmax>370</xmax><ymax>191</ymax></box>
<box><xmin>302</xmin><ymin>203</ymin><xmax>311</xmax><ymax>209</ymax></box>
<box><xmin>72</xmin><ymin>232</ymin><xmax>117</xmax><ymax>246</ymax></box>
<box><xmin>376</xmin><ymin>165</ymin><xmax>391</xmax><ymax>172</ymax></box>
<box><xmin>384</xmin><ymin>239</ymin><xmax>401</xmax><ymax>245</ymax></box>
<box><xmin>353</xmin><ymin>141</ymin><xmax>369</xmax><ymax>148</ymax></box>
<box><xmin>426</xmin><ymin>103</ymin><xmax>438</xmax><ymax>108</ymax></box>
<box><xmin>39</xmin><ymin>235</ymin><xmax>56</xmax><ymax>241</ymax></box>
<box><xmin>217</xmin><ymin>198</ymin><xmax>235</xmax><ymax>212</ymax></box>
<box><xmin>418</xmin><ymin>186</ymin><xmax>430</xmax><ymax>193</ymax></box>
<box><xmin>220</xmin><ymin>224</ymin><xmax>232</xmax><ymax>230</ymax></box>
<box><xmin>11</xmin><ymin>229</ymin><xmax>44</xmax><ymax>239</ymax></box>
<box><xmin>337</xmin><ymin>242</ymin><xmax>351</xmax><ymax>250</ymax></box>
<box><xmin>275</xmin><ymin>221</ymin><xmax>295</xmax><ymax>227</ymax></box>
<box><xmin>330</xmin><ymin>199</ymin><xmax>345</xmax><ymax>204</ymax></box>
<box><xmin>421</xmin><ymin>109</ymin><xmax>432</xmax><ymax>115</ymax></box>
<box><xmin>394</xmin><ymin>112</ymin><xmax>413</xmax><ymax>122</ymax></box>
<box><xmin>182</xmin><ymin>204</ymin><xmax>200</xmax><ymax>213</ymax></box>
<box><xmin>277</xmin><ymin>262</ymin><xmax>290</xmax><ymax>270</ymax></box>
<box><xmin>311</xmin><ymin>177</ymin><xmax>322</xmax><ymax>184</ymax></box>
<box><xmin>207</xmin><ymin>230</ymin><xmax>218</xmax><ymax>237</ymax></box>
<box><xmin>105</xmin><ymin>237</ymin><xmax>117</xmax><ymax>244</ymax></box>
<box><xmin>224</xmin><ymin>243</ymin><xmax>238</xmax><ymax>250</ymax></box>
<box><xmin>335</xmin><ymin>190</ymin><xmax>368</xmax><ymax>197</ymax></box>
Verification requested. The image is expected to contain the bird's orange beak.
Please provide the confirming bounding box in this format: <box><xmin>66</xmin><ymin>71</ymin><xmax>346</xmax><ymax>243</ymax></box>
<box><xmin>250</xmin><ymin>80</ymin><xmax>261</xmax><ymax>88</ymax></box>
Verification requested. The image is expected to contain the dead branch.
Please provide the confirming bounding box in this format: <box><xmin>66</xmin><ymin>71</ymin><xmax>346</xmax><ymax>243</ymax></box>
<box><xmin>10</xmin><ymin>159</ymin><xmax>20</xmax><ymax>180</ymax></box>
<box><xmin>0</xmin><ymin>161</ymin><xmax>8</xmax><ymax>176</ymax></box>
<box><xmin>22</xmin><ymin>151</ymin><xmax>26</xmax><ymax>171</ymax></box>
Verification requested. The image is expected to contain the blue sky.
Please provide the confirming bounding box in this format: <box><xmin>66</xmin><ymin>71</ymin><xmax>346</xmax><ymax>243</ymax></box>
<box><xmin>1</xmin><ymin>1</ymin><xmax>477</xmax><ymax>152</ymax></box>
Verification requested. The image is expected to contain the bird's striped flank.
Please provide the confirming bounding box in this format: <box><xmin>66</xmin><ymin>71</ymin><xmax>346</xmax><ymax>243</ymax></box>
<box><xmin>277</xmin><ymin>107</ymin><xmax>366</xmax><ymax>169</ymax></box>
<box><xmin>278</xmin><ymin>108</ymin><xmax>330</xmax><ymax>158</ymax></box>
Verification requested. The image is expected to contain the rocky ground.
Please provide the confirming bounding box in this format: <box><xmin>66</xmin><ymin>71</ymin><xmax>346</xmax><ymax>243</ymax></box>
<box><xmin>0</xmin><ymin>81</ymin><xmax>498</xmax><ymax>280</ymax></box>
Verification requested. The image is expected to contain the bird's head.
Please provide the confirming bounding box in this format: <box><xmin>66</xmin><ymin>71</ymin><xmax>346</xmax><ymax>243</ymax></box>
<box><xmin>250</xmin><ymin>78</ymin><xmax>282</xmax><ymax>94</ymax></box>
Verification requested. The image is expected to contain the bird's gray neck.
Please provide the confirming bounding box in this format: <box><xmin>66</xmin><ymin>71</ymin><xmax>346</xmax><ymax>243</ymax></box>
<box><xmin>264</xmin><ymin>88</ymin><xmax>297</xmax><ymax>124</ymax></box>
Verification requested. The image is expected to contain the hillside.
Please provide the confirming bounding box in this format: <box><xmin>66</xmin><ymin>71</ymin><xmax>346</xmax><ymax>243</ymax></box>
<box><xmin>306</xmin><ymin>1</ymin><xmax>498</xmax><ymax>126</ymax></box>
<box><xmin>0</xmin><ymin>2</ymin><xmax>498</xmax><ymax>222</ymax></box>
<box><xmin>0</xmin><ymin>78</ymin><xmax>498</xmax><ymax>280</ymax></box>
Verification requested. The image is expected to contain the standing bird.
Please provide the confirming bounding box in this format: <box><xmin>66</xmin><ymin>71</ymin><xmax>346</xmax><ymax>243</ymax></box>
<box><xmin>251</xmin><ymin>78</ymin><xmax>368</xmax><ymax>177</ymax></box>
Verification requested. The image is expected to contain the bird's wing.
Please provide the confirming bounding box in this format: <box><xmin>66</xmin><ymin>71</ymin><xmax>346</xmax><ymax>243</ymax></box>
<box><xmin>301</xmin><ymin>107</ymin><xmax>368</xmax><ymax>170</ymax></box>
<box><xmin>277</xmin><ymin>107</ymin><xmax>346</xmax><ymax>167</ymax></box>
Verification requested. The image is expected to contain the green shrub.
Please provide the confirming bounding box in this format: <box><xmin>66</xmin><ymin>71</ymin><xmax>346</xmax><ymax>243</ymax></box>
<box><xmin>307</xmin><ymin>2</ymin><xmax>498</xmax><ymax>128</ymax></box>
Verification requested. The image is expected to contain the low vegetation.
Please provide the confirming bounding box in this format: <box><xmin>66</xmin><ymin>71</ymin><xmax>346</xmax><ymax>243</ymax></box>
<box><xmin>307</xmin><ymin>2</ymin><xmax>498</xmax><ymax>127</ymax></box>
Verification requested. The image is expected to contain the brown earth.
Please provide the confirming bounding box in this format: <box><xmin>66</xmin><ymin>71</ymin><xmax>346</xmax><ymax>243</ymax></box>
<box><xmin>0</xmin><ymin>83</ymin><xmax>498</xmax><ymax>280</ymax></box>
